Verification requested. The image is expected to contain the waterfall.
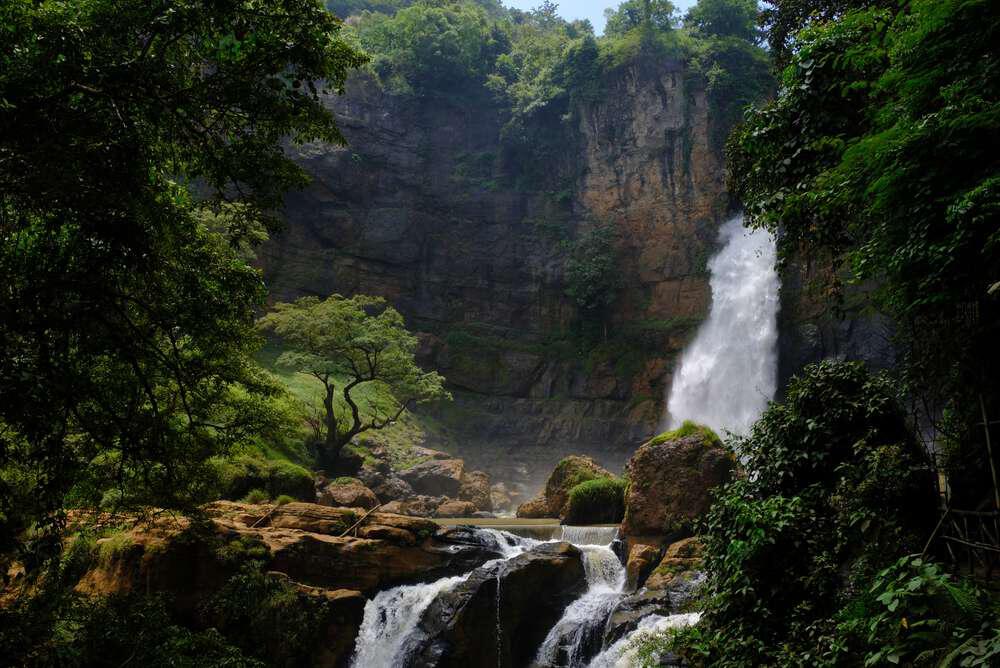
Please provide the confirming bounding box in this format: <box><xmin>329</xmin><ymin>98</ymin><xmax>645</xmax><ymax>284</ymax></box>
<box><xmin>665</xmin><ymin>215</ymin><xmax>780</xmax><ymax>435</ymax></box>
<box><xmin>587</xmin><ymin>612</ymin><xmax>702</xmax><ymax>668</ymax></box>
<box><xmin>532</xmin><ymin>545</ymin><xmax>627</xmax><ymax>667</ymax></box>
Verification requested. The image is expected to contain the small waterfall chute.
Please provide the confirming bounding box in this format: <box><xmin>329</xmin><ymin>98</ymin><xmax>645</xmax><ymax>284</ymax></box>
<box><xmin>665</xmin><ymin>215</ymin><xmax>780</xmax><ymax>435</ymax></box>
<box><xmin>532</xmin><ymin>545</ymin><xmax>627</xmax><ymax>667</ymax></box>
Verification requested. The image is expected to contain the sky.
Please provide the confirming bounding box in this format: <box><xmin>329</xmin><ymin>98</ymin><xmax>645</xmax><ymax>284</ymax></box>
<box><xmin>503</xmin><ymin>0</ymin><xmax>699</xmax><ymax>35</ymax></box>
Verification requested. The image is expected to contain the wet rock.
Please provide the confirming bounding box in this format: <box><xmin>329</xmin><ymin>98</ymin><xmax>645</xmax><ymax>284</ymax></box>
<box><xmin>625</xmin><ymin>543</ymin><xmax>662</xmax><ymax>590</ymax></box>
<box><xmin>317</xmin><ymin>478</ymin><xmax>379</xmax><ymax>510</ymax></box>
<box><xmin>406</xmin><ymin>542</ymin><xmax>588</xmax><ymax>667</ymax></box>
<box><xmin>458</xmin><ymin>470</ymin><xmax>493</xmax><ymax>512</ymax></box>
<box><xmin>400</xmin><ymin>458</ymin><xmax>465</xmax><ymax>497</ymax></box>
<box><xmin>621</xmin><ymin>430</ymin><xmax>734</xmax><ymax>544</ymax></box>
<box><xmin>645</xmin><ymin>537</ymin><xmax>704</xmax><ymax>591</ymax></box>
<box><xmin>602</xmin><ymin>588</ymin><xmax>673</xmax><ymax>647</ymax></box>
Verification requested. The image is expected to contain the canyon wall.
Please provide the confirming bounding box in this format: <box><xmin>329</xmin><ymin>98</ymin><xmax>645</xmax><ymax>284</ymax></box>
<box><xmin>261</xmin><ymin>56</ymin><xmax>734</xmax><ymax>486</ymax></box>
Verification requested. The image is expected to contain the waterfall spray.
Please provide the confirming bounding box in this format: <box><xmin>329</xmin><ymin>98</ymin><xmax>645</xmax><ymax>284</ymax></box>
<box><xmin>665</xmin><ymin>215</ymin><xmax>780</xmax><ymax>435</ymax></box>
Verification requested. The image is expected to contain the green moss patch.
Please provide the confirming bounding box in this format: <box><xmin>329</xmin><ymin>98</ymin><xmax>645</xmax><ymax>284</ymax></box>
<box><xmin>648</xmin><ymin>420</ymin><xmax>722</xmax><ymax>449</ymax></box>
<box><xmin>563</xmin><ymin>476</ymin><xmax>627</xmax><ymax>524</ymax></box>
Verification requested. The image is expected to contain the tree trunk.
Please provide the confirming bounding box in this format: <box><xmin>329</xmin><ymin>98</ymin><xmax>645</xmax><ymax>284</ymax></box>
<box><xmin>323</xmin><ymin>383</ymin><xmax>342</xmax><ymax>461</ymax></box>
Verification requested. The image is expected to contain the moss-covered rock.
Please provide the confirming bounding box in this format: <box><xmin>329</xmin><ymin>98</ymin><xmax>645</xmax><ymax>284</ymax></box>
<box><xmin>516</xmin><ymin>455</ymin><xmax>614</xmax><ymax>519</ymax></box>
<box><xmin>215</xmin><ymin>456</ymin><xmax>315</xmax><ymax>502</ymax></box>
<box><xmin>621</xmin><ymin>423</ymin><xmax>734</xmax><ymax>544</ymax></box>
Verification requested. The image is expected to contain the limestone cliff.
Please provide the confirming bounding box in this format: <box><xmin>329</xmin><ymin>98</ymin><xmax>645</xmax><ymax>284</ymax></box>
<box><xmin>261</xmin><ymin>56</ymin><xmax>732</xmax><ymax>486</ymax></box>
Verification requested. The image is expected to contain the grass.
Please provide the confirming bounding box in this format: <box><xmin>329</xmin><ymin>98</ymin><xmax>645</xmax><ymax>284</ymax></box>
<box><xmin>98</xmin><ymin>531</ymin><xmax>135</xmax><ymax>566</ymax></box>
<box><xmin>242</xmin><ymin>488</ymin><xmax>270</xmax><ymax>504</ymax></box>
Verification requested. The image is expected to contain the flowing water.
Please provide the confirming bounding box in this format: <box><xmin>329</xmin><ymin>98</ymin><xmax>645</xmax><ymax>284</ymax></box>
<box><xmin>532</xmin><ymin>543</ymin><xmax>627</xmax><ymax>667</ymax></box>
<box><xmin>587</xmin><ymin>613</ymin><xmax>702</xmax><ymax>668</ymax></box>
<box><xmin>665</xmin><ymin>215</ymin><xmax>780</xmax><ymax>435</ymax></box>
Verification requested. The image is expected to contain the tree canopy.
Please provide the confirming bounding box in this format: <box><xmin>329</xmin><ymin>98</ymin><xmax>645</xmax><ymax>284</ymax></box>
<box><xmin>0</xmin><ymin>0</ymin><xmax>366</xmax><ymax>567</ymax></box>
<box><xmin>603</xmin><ymin>0</ymin><xmax>678</xmax><ymax>38</ymax></box>
<box><xmin>684</xmin><ymin>0</ymin><xmax>759</xmax><ymax>42</ymax></box>
<box><xmin>258</xmin><ymin>295</ymin><xmax>450</xmax><ymax>466</ymax></box>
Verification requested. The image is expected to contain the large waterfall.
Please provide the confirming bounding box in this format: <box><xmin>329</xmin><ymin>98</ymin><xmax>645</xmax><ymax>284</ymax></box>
<box><xmin>665</xmin><ymin>215</ymin><xmax>780</xmax><ymax>435</ymax></box>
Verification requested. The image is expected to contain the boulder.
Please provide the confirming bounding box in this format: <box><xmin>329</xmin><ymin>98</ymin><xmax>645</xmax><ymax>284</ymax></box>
<box><xmin>458</xmin><ymin>470</ymin><xmax>493</xmax><ymax>512</ymax></box>
<box><xmin>317</xmin><ymin>477</ymin><xmax>379</xmax><ymax>510</ymax></box>
<box><xmin>407</xmin><ymin>542</ymin><xmax>588</xmax><ymax>667</ymax></box>
<box><xmin>435</xmin><ymin>498</ymin><xmax>478</xmax><ymax>518</ymax></box>
<box><xmin>621</xmin><ymin>426</ymin><xmax>734</xmax><ymax>543</ymax></box>
<box><xmin>514</xmin><ymin>455</ymin><xmax>613</xmax><ymax>519</ymax></box>
<box><xmin>380</xmin><ymin>494</ymin><xmax>445</xmax><ymax>518</ymax></box>
<box><xmin>645</xmin><ymin>537</ymin><xmax>705</xmax><ymax>591</ymax></box>
<box><xmin>515</xmin><ymin>494</ymin><xmax>549</xmax><ymax>519</ymax></box>
<box><xmin>625</xmin><ymin>543</ymin><xmax>661</xmax><ymax>591</ymax></box>
<box><xmin>399</xmin><ymin>458</ymin><xmax>465</xmax><ymax>497</ymax></box>
<box><xmin>357</xmin><ymin>466</ymin><xmax>415</xmax><ymax>503</ymax></box>
<box><xmin>543</xmin><ymin>456</ymin><xmax>614</xmax><ymax>518</ymax></box>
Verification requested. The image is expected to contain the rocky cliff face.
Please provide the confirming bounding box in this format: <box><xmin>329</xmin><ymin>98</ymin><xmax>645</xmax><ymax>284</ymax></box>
<box><xmin>261</xmin><ymin>57</ymin><xmax>732</xmax><ymax>487</ymax></box>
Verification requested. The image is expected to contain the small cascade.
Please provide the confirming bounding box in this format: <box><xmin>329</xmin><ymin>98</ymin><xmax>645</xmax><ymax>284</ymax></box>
<box><xmin>532</xmin><ymin>545</ymin><xmax>627</xmax><ymax>667</ymax></box>
<box><xmin>587</xmin><ymin>612</ymin><xmax>702</xmax><ymax>668</ymax></box>
<box><xmin>350</xmin><ymin>527</ymin><xmax>536</xmax><ymax>668</ymax></box>
<box><xmin>350</xmin><ymin>574</ymin><xmax>468</xmax><ymax>667</ymax></box>
<box><xmin>558</xmin><ymin>525</ymin><xmax>620</xmax><ymax>546</ymax></box>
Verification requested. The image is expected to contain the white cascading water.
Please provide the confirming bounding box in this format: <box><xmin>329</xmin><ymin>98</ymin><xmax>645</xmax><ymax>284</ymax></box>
<box><xmin>665</xmin><ymin>215</ymin><xmax>780</xmax><ymax>435</ymax></box>
<box><xmin>587</xmin><ymin>612</ymin><xmax>702</xmax><ymax>668</ymax></box>
<box><xmin>532</xmin><ymin>542</ymin><xmax>627</xmax><ymax>667</ymax></box>
<box><xmin>350</xmin><ymin>530</ymin><xmax>539</xmax><ymax>667</ymax></box>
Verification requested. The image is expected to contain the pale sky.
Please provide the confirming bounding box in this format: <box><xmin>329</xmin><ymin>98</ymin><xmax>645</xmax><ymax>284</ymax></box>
<box><xmin>503</xmin><ymin>0</ymin><xmax>699</xmax><ymax>35</ymax></box>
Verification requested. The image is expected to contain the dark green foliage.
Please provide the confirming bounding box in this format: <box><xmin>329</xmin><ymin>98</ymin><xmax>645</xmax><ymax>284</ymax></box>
<box><xmin>684</xmin><ymin>0</ymin><xmax>759</xmax><ymax>42</ymax></box>
<box><xmin>729</xmin><ymin>0</ymin><xmax>1000</xmax><ymax>510</ymax></box>
<box><xmin>564</xmin><ymin>477</ymin><xmax>627</xmax><ymax>524</ymax></box>
<box><xmin>603</xmin><ymin>0</ymin><xmax>678</xmax><ymax>38</ymax></box>
<box><xmin>215</xmin><ymin>456</ymin><xmax>315</xmax><ymax>502</ymax></box>
<box><xmin>0</xmin><ymin>0</ymin><xmax>365</xmax><ymax>569</ymax></box>
<box><xmin>662</xmin><ymin>361</ymin><xmax>936</xmax><ymax>665</ymax></box>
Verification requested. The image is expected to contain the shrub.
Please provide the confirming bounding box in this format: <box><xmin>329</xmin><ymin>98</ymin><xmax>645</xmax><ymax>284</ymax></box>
<box><xmin>242</xmin><ymin>489</ymin><xmax>270</xmax><ymax>505</ymax></box>
<box><xmin>274</xmin><ymin>494</ymin><xmax>295</xmax><ymax>506</ymax></box>
<box><xmin>564</xmin><ymin>476</ymin><xmax>627</xmax><ymax>524</ymax></box>
<box><xmin>215</xmin><ymin>456</ymin><xmax>314</xmax><ymax>502</ymax></box>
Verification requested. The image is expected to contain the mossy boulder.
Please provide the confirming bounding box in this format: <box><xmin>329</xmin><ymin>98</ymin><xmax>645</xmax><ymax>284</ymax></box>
<box><xmin>562</xmin><ymin>476</ymin><xmax>627</xmax><ymax>525</ymax></box>
<box><xmin>317</xmin><ymin>478</ymin><xmax>379</xmax><ymax>510</ymax></box>
<box><xmin>621</xmin><ymin>422</ymin><xmax>734</xmax><ymax>544</ymax></box>
<box><xmin>516</xmin><ymin>455</ymin><xmax>614</xmax><ymax>519</ymax></box>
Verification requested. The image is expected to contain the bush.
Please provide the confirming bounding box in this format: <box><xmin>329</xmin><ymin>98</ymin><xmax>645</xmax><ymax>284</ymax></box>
<box><xmin>563</xmin><ymin>477</ymin><xmax>627</xmax><ymax>524</ymax></box>
<box><xmin>274</xmin><ymin>494</ymin><xmax>295</xmax><ymax>506</ymax></box>
<box><xmin>242</xmin><ymin>489</ymin><xmax>270</xmax><ymax>505</ymax></box>
<box><xmin>215</xmin><ymin>456</ymin><xmax>314</xmax><ymax>502</ymax></box>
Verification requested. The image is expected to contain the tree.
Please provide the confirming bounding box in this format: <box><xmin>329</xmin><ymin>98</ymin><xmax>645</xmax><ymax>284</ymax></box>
<box><xmin>604</xmin><ymin>0</ymin><xmax>677</xmax><ymax>37</ymax></box>
<box><xmin>684</xmin><ymin>0</ymin><xmax>760</xmax><ymax>42</ymax></box>
<box><xmin>0</xmin><ymin>0</ymin><xmax>366</xmax><ymax>568</ymax></box>
<box><xmin>258</xmin><ymin>295</ymin><xmax>450</xmax><ymax>465</ymax></box>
